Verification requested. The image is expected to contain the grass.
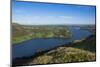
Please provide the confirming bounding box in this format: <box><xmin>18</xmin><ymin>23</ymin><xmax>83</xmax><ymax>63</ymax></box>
<box><xmin>12</xmin><ymin>34</ymin><xmax>96</xmax><ymax>66</ymax></box>
<box><xmin>12</xmin><ymin>24</ymin><xmax>96</xmax><ymax>66</ymax></box>
<box><xmin>29</xmin><ymin>47</ymin><xmax>95</xmax><ymax>65</ymax></box>
<box><xmin>29</xmin><ymin>34</ymin><xmax>96</xmax><ymax>65</ymax></box>
<box><xmin>12</xmin><ymin>23</ymin><xmax>71</xmax><ymax>44</ymax></box>
<box><xmin>12</xmin><ymin>35</ymin><xmax>32</xmax><ymax>44</ymax></box>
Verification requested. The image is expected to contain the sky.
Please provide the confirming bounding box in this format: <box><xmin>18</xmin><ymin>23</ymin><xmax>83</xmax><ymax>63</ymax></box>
<box><xmin>12</xmin><ymin>0</ymin><xmax>96</xmax><ymax>25</ymax></box>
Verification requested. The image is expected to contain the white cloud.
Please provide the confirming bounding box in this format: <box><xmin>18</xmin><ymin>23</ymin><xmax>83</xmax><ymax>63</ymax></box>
<box><xmin>59</xmin><ymin>16</ymin><xmax>73</xmax><ymax>19</ymax></box>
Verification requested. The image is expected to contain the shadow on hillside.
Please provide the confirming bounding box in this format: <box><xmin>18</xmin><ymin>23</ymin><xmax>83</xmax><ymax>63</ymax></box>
<box><xmin>68</xmin><ymin>34</ymin><xmax>96</xmax><ymax>53</ymax></box>
<box><xmin>12</xmin><ymin>34</ymin><xmax>96</xmax><ymax>66</ymax></box>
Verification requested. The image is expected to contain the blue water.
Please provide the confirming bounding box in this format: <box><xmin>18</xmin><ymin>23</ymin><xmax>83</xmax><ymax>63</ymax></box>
<box><xmin>12</xmin><ymin>26</ymin><xmax>91</xmax><ymax>59</ymax></box>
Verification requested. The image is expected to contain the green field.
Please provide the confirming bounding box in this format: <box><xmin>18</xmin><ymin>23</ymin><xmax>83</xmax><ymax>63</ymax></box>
<box><xmin>12</xmin><ymin>23</ymin><xmax>71</xmax><ymax>44</ymax></box>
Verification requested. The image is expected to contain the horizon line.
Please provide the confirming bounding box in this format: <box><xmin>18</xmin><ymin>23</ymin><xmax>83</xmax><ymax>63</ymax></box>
<box><xmin>12</xmin><ymin>22</ymin><xmax>95</xmax><ymax>26</ymax></box>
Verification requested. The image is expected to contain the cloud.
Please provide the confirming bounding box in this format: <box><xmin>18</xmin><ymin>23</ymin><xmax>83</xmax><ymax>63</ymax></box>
<box><xmin>59</xmin><ymin>16</ymin><xmax>73</xmax><ymax>19</ymax></box>
<box><xmin>31</xmin><ymin>15</ymin><xmax>73</xmax><ymax>19</ymax></box>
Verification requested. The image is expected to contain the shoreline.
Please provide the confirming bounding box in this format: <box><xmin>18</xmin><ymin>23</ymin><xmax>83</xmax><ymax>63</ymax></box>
<box><xmin>12</xmin><ymin>37</ymin><xmax>71</xmax><ymax>46</ymax></box>
<box><xmin>13</xmin><ymin>34</ymin><xmax>94</xmax><ymax>60</ymax></box>
<box><xmin>12</xmin><ymin>34</ymin><xmax>96</xmax><ymax>66</ymax></box>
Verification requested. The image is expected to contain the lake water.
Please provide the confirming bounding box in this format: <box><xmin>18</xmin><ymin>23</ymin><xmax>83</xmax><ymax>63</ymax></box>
<box><xmin>12</xmin><ymin>26</ymin><xmax>92</xmax><ymax>59</ymax></box>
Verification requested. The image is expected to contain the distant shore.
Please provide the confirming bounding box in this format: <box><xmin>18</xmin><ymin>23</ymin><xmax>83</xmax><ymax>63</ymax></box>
<box><xmin>12</xmin><ymin>23</ymin><xmax>71</xmax><ymax>44</ymax></box>
<box><xmin>12</xmin><ymin>34</ymin><xmax>96</xmax><ymax>66</ymax></box>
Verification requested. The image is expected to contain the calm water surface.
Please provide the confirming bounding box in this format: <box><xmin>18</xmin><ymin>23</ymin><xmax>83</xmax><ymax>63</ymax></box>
<box><xmin>12</xmin><ymin>26</ymin><xmax>91</xmax><ymax>59</ymax></box>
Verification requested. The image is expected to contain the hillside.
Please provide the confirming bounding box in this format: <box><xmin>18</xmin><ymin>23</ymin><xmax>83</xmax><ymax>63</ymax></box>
<box><xmin>12</xmin><ymin>34</ymin><xmax>96</xmax><ymax>66</ymax></box>
<box><xmin>12</xmin><ymin>23</ymin><xmax>71</xmax><ymax>44</ymax></box>
<box><xmin>29</xmin><ymin>47</ymin><xmax>95</xmax><ymax>65</ymax></box>
<box><xmin>12</xmin><ymin>23</ymin><xmax>29</xmax><ymax>36</ymax></box>
<box><xmin>12</xmin><ymin>23</ymin><xmax>32</xmax><ymax>44</ymax></box>
<box><xmin>29</xmin><ymin>35</ymin><xmax>96</xmax><ymax>65</ymax></box>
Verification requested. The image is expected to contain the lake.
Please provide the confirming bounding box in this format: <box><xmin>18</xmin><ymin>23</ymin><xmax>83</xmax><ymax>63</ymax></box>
<box><xmin>12</xmin><ymin>26</ymin><xmax>92</xmax><ymax>59</ymax></box>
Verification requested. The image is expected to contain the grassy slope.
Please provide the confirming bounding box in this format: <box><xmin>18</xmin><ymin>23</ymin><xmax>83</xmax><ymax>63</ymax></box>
<box><xmin>12</xmin><ymin>34</ymin><xmax>96</xmax><ymax>66</ymax></box>
<box><xmin>12</xmin><ymin>23</ymin><xmax>32</xmax><ymax>44</ymax></box>
<box><xmin>30</xmin><ymin>47</ymin><xmax>95</xmax><ymax>65</ymax></box>
<box><xmin>29</xmin><ymin>35</ymin><xmax>96</xmax><ymax>65</ymax></box>
<box><xmin>12</xmin><ymin>23</ymin><xmax>71</xmax><ymax>44</ymax></box>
